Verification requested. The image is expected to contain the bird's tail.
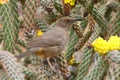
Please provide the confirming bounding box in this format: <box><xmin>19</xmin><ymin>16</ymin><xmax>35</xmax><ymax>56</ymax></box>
<box><xmin>16</xmin><ymin>50</ymin><xmax>35</xmax><ymax>60</ymax></box>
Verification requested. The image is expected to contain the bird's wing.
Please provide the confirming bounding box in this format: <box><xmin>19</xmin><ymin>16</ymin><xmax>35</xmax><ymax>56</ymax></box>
<box><xmin>29</xmin><ymin>27</ymin><xmax>65</xmax><ymax>48</ymax></box>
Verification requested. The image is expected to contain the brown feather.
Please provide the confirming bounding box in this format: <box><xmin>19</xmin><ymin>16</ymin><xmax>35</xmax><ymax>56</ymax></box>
<box><xmin>16</xmin><ymin>16</ymin><xmax>84</xmax><ymax>60</ymax></box>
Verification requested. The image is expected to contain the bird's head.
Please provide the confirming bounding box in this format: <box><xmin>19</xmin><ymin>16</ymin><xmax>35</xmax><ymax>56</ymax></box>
<box><xmin>57</xmin><ymin>16</ymin><xmax>84</xmax><ymax>30</ymax></box>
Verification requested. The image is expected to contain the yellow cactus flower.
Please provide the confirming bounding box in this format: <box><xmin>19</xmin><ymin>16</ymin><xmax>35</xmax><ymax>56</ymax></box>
<box><xmin>69</xmin><ymin>55</ymin><xmax>75</xmax><ymax>65</ymax></box>
<box><xmin>108</xmin><ymin>35</ymin><xmax>120</xmax><ymax>50</ymax></box>
<box><xmin>92</xmin><ymin>37</ymin><xmax>109</xmax><ymax>55</ymax></box>
<box><xmin>0</xmin><ymin>0</ymin><xmax>9</xmax><ymax>4</ymax></box>
<box><xmin>37</xmin><ymin>30</ymin><xmax>43</xmax><ymax>37</ymax></box>
<box><xmin>92</xmin><ymin>35</ymin><xmax>120</xmax><ymax>55</ymax></box>
<box><xmin>64</xmin><ymin>0</ymin><xmax>75</xmax><ymax>6</ymax></box>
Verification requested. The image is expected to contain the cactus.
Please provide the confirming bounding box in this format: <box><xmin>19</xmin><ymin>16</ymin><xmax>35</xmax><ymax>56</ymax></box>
<box><xmin>0</xmin><ymin>0</ymin><xmax>120</xmax><ymax>80</ymax></box>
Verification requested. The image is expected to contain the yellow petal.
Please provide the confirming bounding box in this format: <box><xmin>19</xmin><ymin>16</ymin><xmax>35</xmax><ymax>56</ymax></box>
<box><xmin>70</xmin><ymin>1</ymin><xmax>75</xmax><ymax>6</ymax></box>
<box><xmin>64</xmin><ymin>0</ymin><xmax>71</xmax><ymax>3</ymax></box>
<box><xmin>37</xmin><ymin>30</ymin><xmax>43</xmax><ymax>37</ymax></box>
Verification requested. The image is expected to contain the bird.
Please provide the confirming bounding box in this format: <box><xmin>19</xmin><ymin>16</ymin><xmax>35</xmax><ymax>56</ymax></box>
<box><xmin>16</xmin><ymin>16</ymin><xmax>84</xmax><ymax>71</ymax></box>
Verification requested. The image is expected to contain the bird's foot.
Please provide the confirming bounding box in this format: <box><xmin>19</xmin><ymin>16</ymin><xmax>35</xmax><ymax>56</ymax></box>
<box><xmin>47</xmin><ymin>58</ymin><xmax>57</xmax><ymax>72</ymax></box>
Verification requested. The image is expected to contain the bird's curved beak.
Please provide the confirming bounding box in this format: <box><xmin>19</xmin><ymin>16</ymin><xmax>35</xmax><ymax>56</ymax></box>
<box><xmin>74</xmin><ymin>17</ymin><xmax>85</xmax><ymax>21</ymax></box>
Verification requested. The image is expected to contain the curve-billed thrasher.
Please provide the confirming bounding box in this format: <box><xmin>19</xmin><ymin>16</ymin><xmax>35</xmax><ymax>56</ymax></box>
<box><xmin>16</xmin><ymin>16</ymin><xmax>84</xmax><ymax>71</ymax></box>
